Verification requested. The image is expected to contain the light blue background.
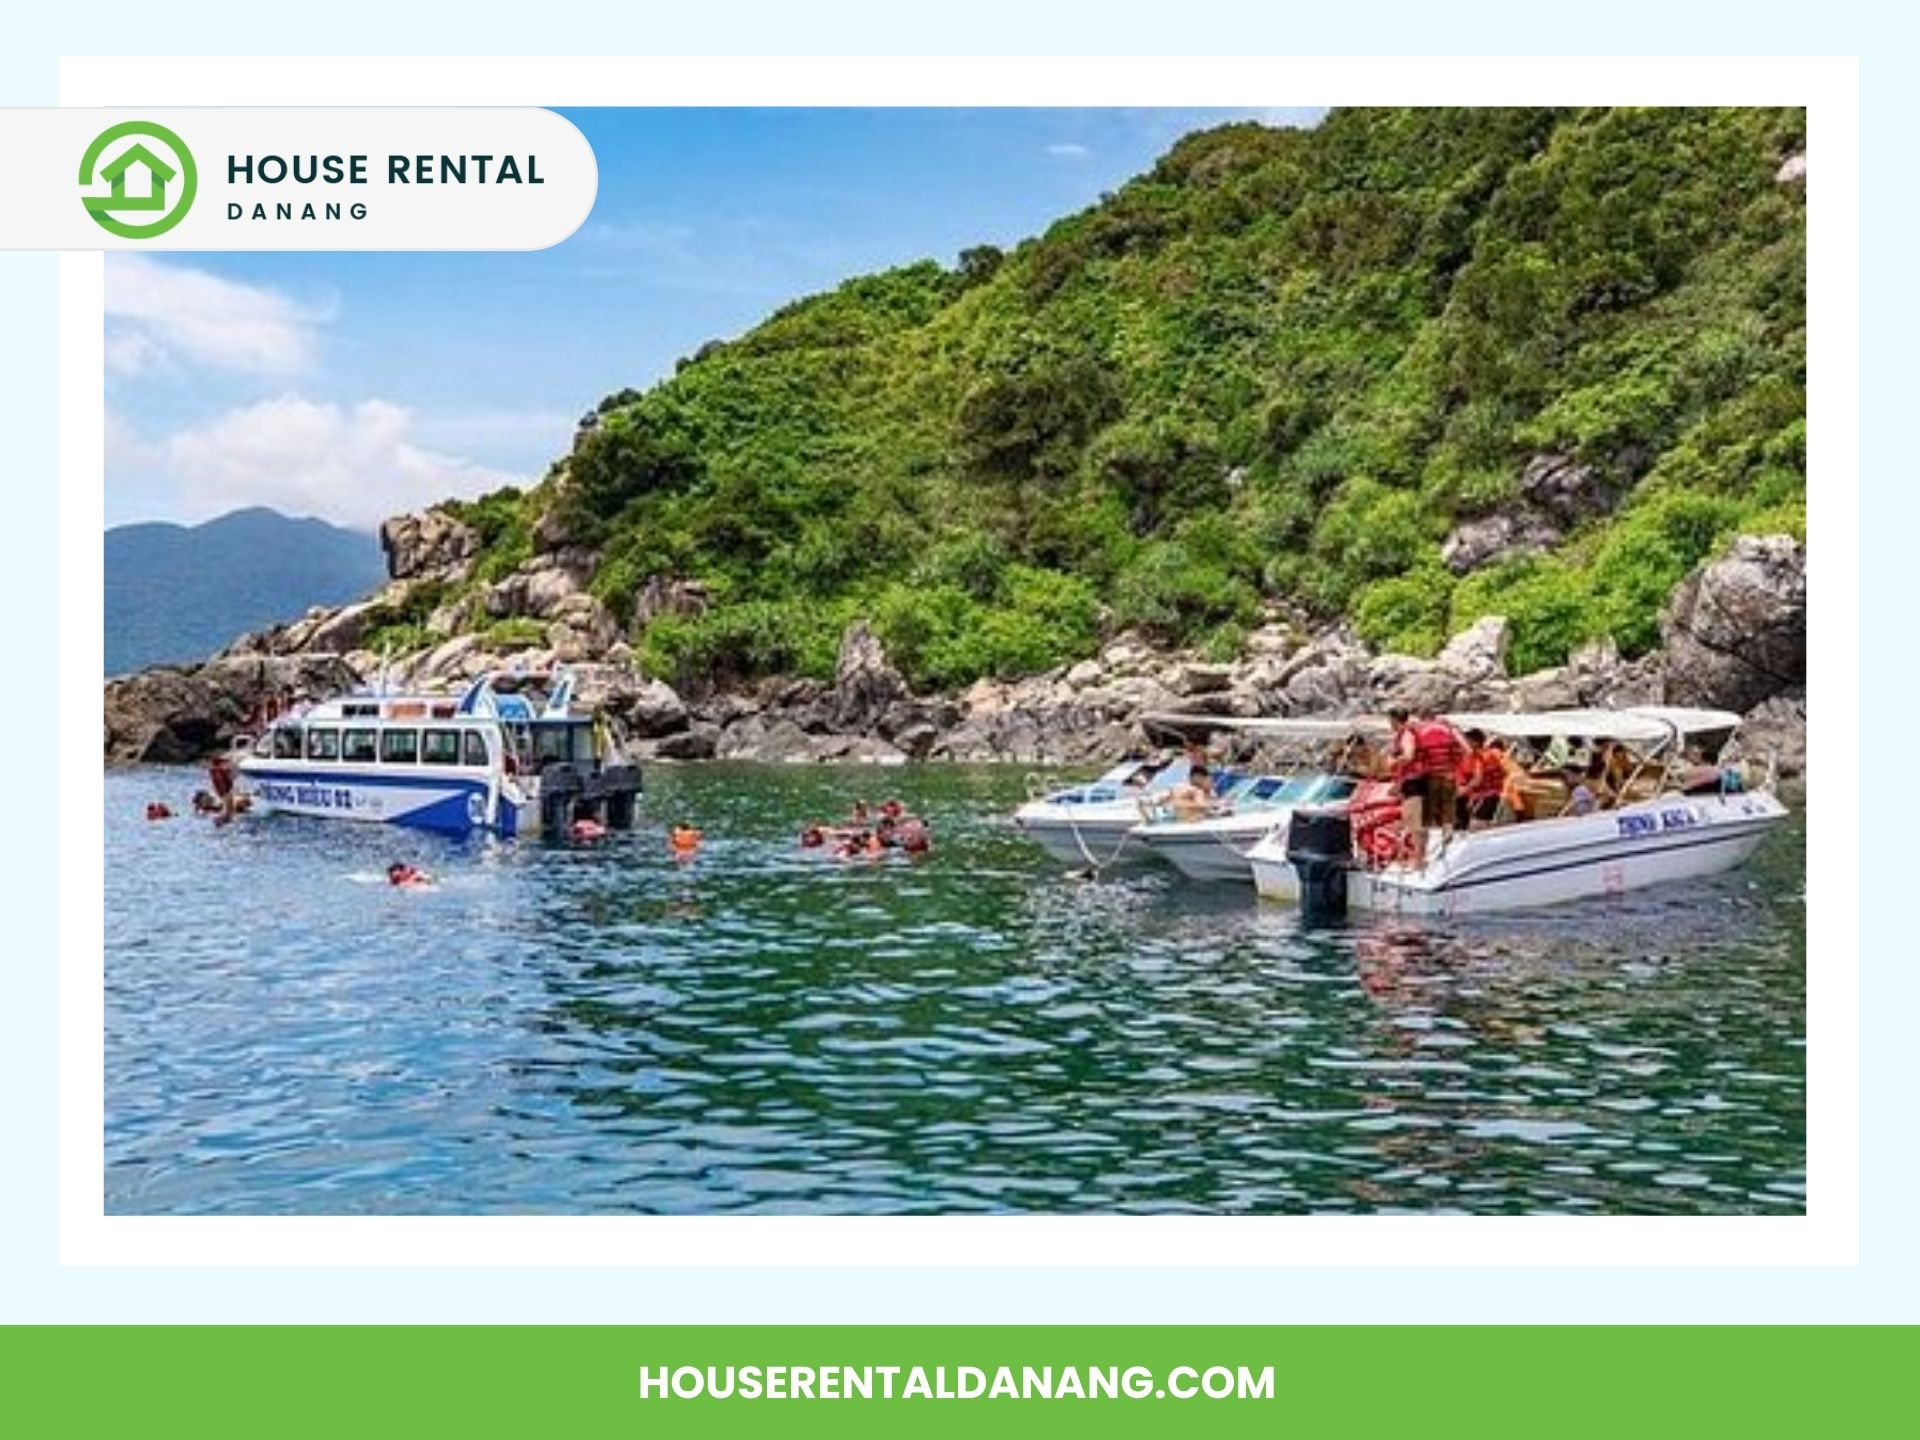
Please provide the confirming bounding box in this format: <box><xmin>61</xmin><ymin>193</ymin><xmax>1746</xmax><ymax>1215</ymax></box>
<box><xmin>4</xmin><ymin>1</ymin><xmax>1902</xmax><ymax>1322</ymax></box>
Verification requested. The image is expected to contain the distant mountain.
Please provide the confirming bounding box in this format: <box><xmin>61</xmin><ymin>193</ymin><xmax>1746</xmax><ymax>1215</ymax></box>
<box><xmin>105</xmin><ymin>507</ymin><xmax>387</xmax><ymax>675</ymax></box>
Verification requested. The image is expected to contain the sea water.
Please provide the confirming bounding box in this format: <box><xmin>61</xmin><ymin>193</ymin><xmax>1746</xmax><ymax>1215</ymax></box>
<box><xmin>104</xmin><ymin>764</ymin><xmax>1806</xmax><ymax>1215</ymax></box>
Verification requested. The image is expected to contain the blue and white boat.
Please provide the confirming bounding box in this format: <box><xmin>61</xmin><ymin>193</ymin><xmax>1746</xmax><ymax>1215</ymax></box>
<box><xmin>1011</xmin><ymin>756</ymin><xmax>1194</xmax><ymax>868</ymax></box>
<box><xmin>235</xmin><ymin>669</ymin><xmax>642</xmax><ymax>837</ymax></box>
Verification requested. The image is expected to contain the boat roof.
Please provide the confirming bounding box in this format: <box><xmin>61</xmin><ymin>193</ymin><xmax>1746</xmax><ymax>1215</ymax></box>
<box><xmin>1142</xmin><ymin>713</ymin><xmax>1393</xmax><ymax>740</ymax></box>
<box><xmin>1445</xmin><ymin>706</ymin><xmax>1743</xmax><ymax>743</ymax></box>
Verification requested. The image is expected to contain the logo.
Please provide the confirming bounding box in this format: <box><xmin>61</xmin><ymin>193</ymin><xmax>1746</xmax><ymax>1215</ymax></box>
<box><xmin>78</xmin><ymin>121</ymin><xmax>197</xmax><ymax>238</ymax></box>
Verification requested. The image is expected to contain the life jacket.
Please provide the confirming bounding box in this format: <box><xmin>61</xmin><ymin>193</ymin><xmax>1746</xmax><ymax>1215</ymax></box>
<box><xmin>1457</xmin><ymin>747</ymin><xmax>1505</xmax><ymax>798</ymax></box>
<box><xmin>1412</xmin><ymin>721</ymin><xmax>1463</xmax><ymax>779</ymax></box>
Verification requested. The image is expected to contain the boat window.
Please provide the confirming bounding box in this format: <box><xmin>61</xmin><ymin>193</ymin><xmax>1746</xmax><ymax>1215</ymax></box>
<box><xmin>305</xmin><ymin>727</ymin><xmax>340</xmax><ymax>761</ymax></box>
<box><xmin>340</xmin><ymin>728</ymin><xmax>376</xmax><ymax>762</ymax></box>
<box><xmin>380</xmin><ymin>728</ymin><xmax>419</xmax><ymax>765</ymax></box>
<box><xmin>420</xmin><ymin>729</ymin><xmax>461</xmax><ymax>766</ymax></box>
<box><xmin>533</xmin><ymin>723</ymin><xmax>594</xmax><ymax>766</ymax></box>
<box><xmin>270</xmin><ymin>725</ymin><xmax>303</xmax><ymax>760</ymax></box>
<box><xmin>462</xmin><ymin>731</ymin><xmax>491</xmax><ymax>768</ymax></box>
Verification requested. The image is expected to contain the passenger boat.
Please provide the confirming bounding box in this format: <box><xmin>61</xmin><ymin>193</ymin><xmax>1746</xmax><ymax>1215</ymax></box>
<box><xmin>1131</xmin><ymin>772</ymin><xmax>1362</xmax><ymax>882</ymax></box>
<box><xmin>1011</xmin><ymin>756</ymin><xmax>1194</xmax><ymax>868</ymax></box>
<box><xmin>1259</xmin><ymin>706</ymin><xmax>1787</xmax><ymax>917</ymax></box>
<box><xmin>234</xmin><ymin>669</ymin><xmax>642</xmax><ymax>837</ymax></box>
<box><xmin>1125</xmin><ymin>716</ymin><xmax>1387</xmax><ymax>883</ymax></box>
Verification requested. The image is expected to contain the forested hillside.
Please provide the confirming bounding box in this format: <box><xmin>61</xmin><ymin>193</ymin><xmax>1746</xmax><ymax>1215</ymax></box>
<box><xmin>428</xmin><ymin>107</ymin><xmax>1805</xmax><ymax>688</ymax></box>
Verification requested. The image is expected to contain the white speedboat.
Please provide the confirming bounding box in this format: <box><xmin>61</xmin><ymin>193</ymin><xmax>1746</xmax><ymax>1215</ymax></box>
<box><xmin>1011</xmin><ymin>756</ymin><xmax>1193</xmax><ymax>868</ymax></box>
<box><xmin>1268</xmin><ymin>706</ymin><xmax>1787</xmax><ymax>918</ymax></box>
<box><xmin>235</xmin><ymin>668</ymin><xmax>641</xmax><ymax>837</ymax></box>
<box><xmin>1133</xmin><ymin>772</ymin><xmax>1359</xmax><ymax>882</ymax></box>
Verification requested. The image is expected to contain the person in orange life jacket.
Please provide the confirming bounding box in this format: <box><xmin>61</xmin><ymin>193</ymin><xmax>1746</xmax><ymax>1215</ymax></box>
<box><xmin>1453</xmin><ymin>728</ymin><xmax>1509</xmax><ymax>830</ymax></box>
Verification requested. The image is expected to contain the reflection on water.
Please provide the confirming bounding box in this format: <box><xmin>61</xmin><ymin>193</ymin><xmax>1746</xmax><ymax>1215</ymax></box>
<box><xmin>105</xmin><ymin>764</ymin><xmax>1805</xmax><ymax>1215</ymax></box>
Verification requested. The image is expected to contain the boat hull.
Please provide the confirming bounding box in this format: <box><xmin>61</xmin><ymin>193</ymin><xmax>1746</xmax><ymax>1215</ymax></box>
<box><xmin>240</xmin><ymin>764</ymin><xmax>526</xmax><ymax>837</ymax></box>
<box><xmin>1345</xmin><ymin>791</ymin><xmax>1786</xmax><ymax>917</ymax></box>
<box><xmin>1246</xmin><ymin>842</ymin><xmax>1302</xmax><ymax>903</ymax></box>
<box><xmin>1013</xmin><ymin>813</ymin><xmax>1156</xmax><ymax>868</ymax></box>
<box><xmin>1134</xmin><ymin>816</ymin><xmax>1290</xmax><ymax>882</ymax></box>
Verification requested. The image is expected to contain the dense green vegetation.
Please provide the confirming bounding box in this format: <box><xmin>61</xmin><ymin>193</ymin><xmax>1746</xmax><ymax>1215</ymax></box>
<box><xmin>443</xmin><ymin>107</ymin><xmax>1805</xmax><ymax>688</ymax></box>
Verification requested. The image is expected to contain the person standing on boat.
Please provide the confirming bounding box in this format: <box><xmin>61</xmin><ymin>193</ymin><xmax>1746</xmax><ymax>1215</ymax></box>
<box><xmin>1388</xmin><ymin>707</ymin><xmax>1463</xmax><ymax>866</ymax></box>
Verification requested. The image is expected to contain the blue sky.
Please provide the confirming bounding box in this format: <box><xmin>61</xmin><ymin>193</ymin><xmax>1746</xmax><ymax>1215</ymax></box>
<box><xmin>105</xmin><ymin>107</ymin><xmax>1320</xmax><ymax>530</ymax></box>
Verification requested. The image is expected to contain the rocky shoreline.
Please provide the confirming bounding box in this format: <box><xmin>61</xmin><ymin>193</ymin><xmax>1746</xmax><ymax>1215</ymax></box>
<box><xmin>104</xmin><ymin>507</ymin><xmax>1808</xmax><ymax>778</ymax></box>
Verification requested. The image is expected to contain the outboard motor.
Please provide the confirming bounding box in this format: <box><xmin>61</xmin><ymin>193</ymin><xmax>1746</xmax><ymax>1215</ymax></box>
<box><xmin>1287</xmin><ymin>807</ymin><xmax>1354</xmax><ymax>924</ymax></box>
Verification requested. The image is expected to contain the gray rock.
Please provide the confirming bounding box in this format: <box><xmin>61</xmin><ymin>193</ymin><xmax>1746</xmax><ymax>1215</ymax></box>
<box><xmin>104</xmin><ymin>654</ymin><xmax>362</xmax><ymax>764</ymax></box>
<box><xmin>830</xmin><ymin>621</ymin><xmax>910</xmax><ymax>732</ymax></box>
<box><xmin>1660</xmin><ymin>534</ymin><xmax>1806</xmax><ymax>713</ymax></box>
<box><xmin>1518</xmin><ymin>452</ymin><xmax>1619</xmax><ymax>526</ymax></box>
<box><xmin>1775</xmin><ymin>152</ymin><xmax>1807</xmax><ymax>185</ymax></box>
<box><xmin>654</xmin><ymin>724</ymin><xmax>719</xmax><ymax>761</ymax></box>
<box><xmin>1729</xmin><ymin>692</ymin><xmax>1806</xmax><ymax>779</ymax></box>
<box><xmin>381</xmin><ymin>509</ymin><xmax>479</xmax><ymax>582</ymax></box>
<box><xmin>1437</xmin><ymin>615</ymin><xmax>1511</xmax><ymax>680</ymax></box>
<box><xmin>1175</xmin><ymin>661</ymin><xmax>1235</xmax><ymax>696</ymax></box>
<box><xmin>1440</xmin><ymin>512</ymin><xmax>1560</xmax><ymax>575</ymax></box>
<box><xmin>626</xmin><ymin>677</ymin><xmax>690</xmax><ymax>739</ymax></box>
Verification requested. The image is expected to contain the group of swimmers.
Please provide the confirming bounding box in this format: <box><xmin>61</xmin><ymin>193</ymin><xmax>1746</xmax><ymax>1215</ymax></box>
<box><xmin>798</xmin><ymin>798</ymin><xmax>932</xmax><ymax>859</ymax></box>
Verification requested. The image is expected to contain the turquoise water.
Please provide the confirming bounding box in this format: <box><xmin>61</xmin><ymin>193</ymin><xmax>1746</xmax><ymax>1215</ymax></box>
<box><xmin>105</xmin><ymin>764</ymin><xmax>1805</xmax><ymax>1215</ymax></box>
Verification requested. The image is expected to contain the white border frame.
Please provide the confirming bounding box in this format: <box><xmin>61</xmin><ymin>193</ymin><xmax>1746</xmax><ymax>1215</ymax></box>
<box><xmin>61</xmin><ymin>55</ymin><xmax>1858</xmax><ymax>1267</ymax></box>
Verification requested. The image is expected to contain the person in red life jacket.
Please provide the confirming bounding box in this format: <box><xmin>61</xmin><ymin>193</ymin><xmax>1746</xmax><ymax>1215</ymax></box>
<box><xmin>1388</xmin><ymin>706</ymin><xmax>1464</xmax><ymax>867</ymax></box>
<box><xmin>387</xmin><ymin>862</ymin><xmax>433</xmax><ymax>889</ymax></box>
<box><xmin>1453</xmin><ymin>728</ymin><xmax>1508</xmax><ymax>830</ymax></box>
<box><xmin>145</xmin><ymin>801</ymin><xmax>173</xmax><ymax>821</ymax></box>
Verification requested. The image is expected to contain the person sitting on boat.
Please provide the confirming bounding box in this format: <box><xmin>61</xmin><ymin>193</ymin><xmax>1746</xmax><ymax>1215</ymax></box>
<box><xmin>1562</xmin><ymin>768</ymin><xmax>1599</xmax><ymax>817</ymax></box>
<box><xmin>387</xmin><ymin>862</ymin><xmax>433</xmax><ymax>889</ymax></box>
<box><xmin>1164</xmin><ymin>765</ymin><xmax>1215</xmax><ymax>823</ymax></box>
<box><xmin>1453</xmin><ymin>729</ymin><xmax>1508</xmax><ymax>830</ymax></box>
<box><xmin>846</xmin><ymin>799</ymin><xmax>871</xmax><ymax>826</ymax></box>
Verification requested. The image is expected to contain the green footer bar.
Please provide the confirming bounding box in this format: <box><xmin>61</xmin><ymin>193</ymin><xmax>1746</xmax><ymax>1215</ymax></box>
<box><xmin>5</xmin><ymin>1326</ymin><xmax>1914</xmax><ymax>1436</ymax></box>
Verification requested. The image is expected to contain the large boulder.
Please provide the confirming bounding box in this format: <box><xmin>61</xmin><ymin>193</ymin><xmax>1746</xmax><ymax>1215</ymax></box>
<box><xmin>380</xmin><ymin>509</ymin><xmax>479</xmax><ymax>582</ymax></box>
<box><xmin>1660</xmin><ymin>535</ymin><xmax>1807</xmax><ymax>713</ymax></box>
<box><xmin>626</xmin><ymin>677</ymin><xmax>691</xmax><ymax>738</ymax></box>
<box><xmin>104</xmin><ymin>654</ymin><xmax>362</xmax><ymax>764</ymax></box>
<box><xmin>1436</xmin><ymin>615</ymin><xmax>1511</xmax><ymax>681</ymax></box>
<box><xmin>1440</xmin><ymin>512</ymin><xmax>1561</xmax><ymax>575</ymax></box>
<box><xmin>484</xmin><ymin>548</ymin><xmax>598</xmax><ymax>620</ymax></box>
<box><xmin>1518</xmin><ymin>452</ymin><xmax>1619</xmax><ymax>526</ymax></box>
<box><xmin>830</xmin><ymin>621</ymin><xmax>910</xmax><ymax>732</ymax></box>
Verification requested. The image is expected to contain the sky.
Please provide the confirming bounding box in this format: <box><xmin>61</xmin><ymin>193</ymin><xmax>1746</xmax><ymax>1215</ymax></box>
<box><xmin>104</xmin><ymin>107</ymin><xmax>1322</xmax><ymax>531</ymax></box>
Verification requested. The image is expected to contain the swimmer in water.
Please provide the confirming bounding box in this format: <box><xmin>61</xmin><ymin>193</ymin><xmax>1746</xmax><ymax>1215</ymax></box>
<box><xmin>799</xmin><ymin>824</ymin><xmax>826</xmax><ymax>848</ymax></box>
<box><xmin>570</xmin><ymin>816</ymin><xmax>607</xmax><ymax>841</ymax></box>
<box><xmin>669</xmin><ymin>824</ymin><xmax>702</xmax><ymax>856</ymax></box>
<box><xmin>144</xmin><ymin>801</ymin><xmax>173</xmax><ymax>821</ymax></box>
<box><xmin>387</xmin><ymin>862</ymin><xmax>433</xmax><ymax>889</ymax></box>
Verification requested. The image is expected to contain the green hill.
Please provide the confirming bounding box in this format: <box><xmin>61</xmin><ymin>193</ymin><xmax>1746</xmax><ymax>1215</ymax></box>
<box><xmin>443</xmin><ymin>106</ymin><xmax>1805</xmax><ymax>688</ymax></box>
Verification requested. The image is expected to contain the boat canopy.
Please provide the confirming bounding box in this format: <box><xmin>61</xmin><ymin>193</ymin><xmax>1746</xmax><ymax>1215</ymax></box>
<box><xmin>1444</xmin><ymin>706</ymin><xmax>1742</xmax><ymax>744</ymax></box>
<box><xmin>1142</xmin><ymin>713</ymin><xmax>1393</xmax><ymax>741</ymax></box>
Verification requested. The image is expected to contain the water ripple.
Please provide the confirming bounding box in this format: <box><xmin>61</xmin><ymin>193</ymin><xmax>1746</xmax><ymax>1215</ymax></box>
<box><xmin>105</xmin><ymin>764</ymin><xmax>1805</xmax><ymax>1215</ymax></box>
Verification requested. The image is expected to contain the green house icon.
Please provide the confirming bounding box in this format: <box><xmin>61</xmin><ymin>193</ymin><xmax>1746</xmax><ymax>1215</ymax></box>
<box><xmin>93</xmin><ymin>142</ymin><xmax>178</xmax><ymax>213</ymax></box>
<box><xmin>79</xmin><ymin>121</ymin><xmax>198</xmax><ymax>238</ymax></box>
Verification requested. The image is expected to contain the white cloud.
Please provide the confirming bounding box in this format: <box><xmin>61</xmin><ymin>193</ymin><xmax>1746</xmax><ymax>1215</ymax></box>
<box><xmin>1045</xmin><ymin>142</ymin><xmax>1092</xmax><ymax>160</ymax></box>
<box><xmin>161</xmin><ymin>395</ymin><xmax>523</xmax><ymax>530</ymax></box>
<box><xmin>105</xmin><ymin>255</ymin><xmax>331</xmax><ymax>377</ymax></box>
